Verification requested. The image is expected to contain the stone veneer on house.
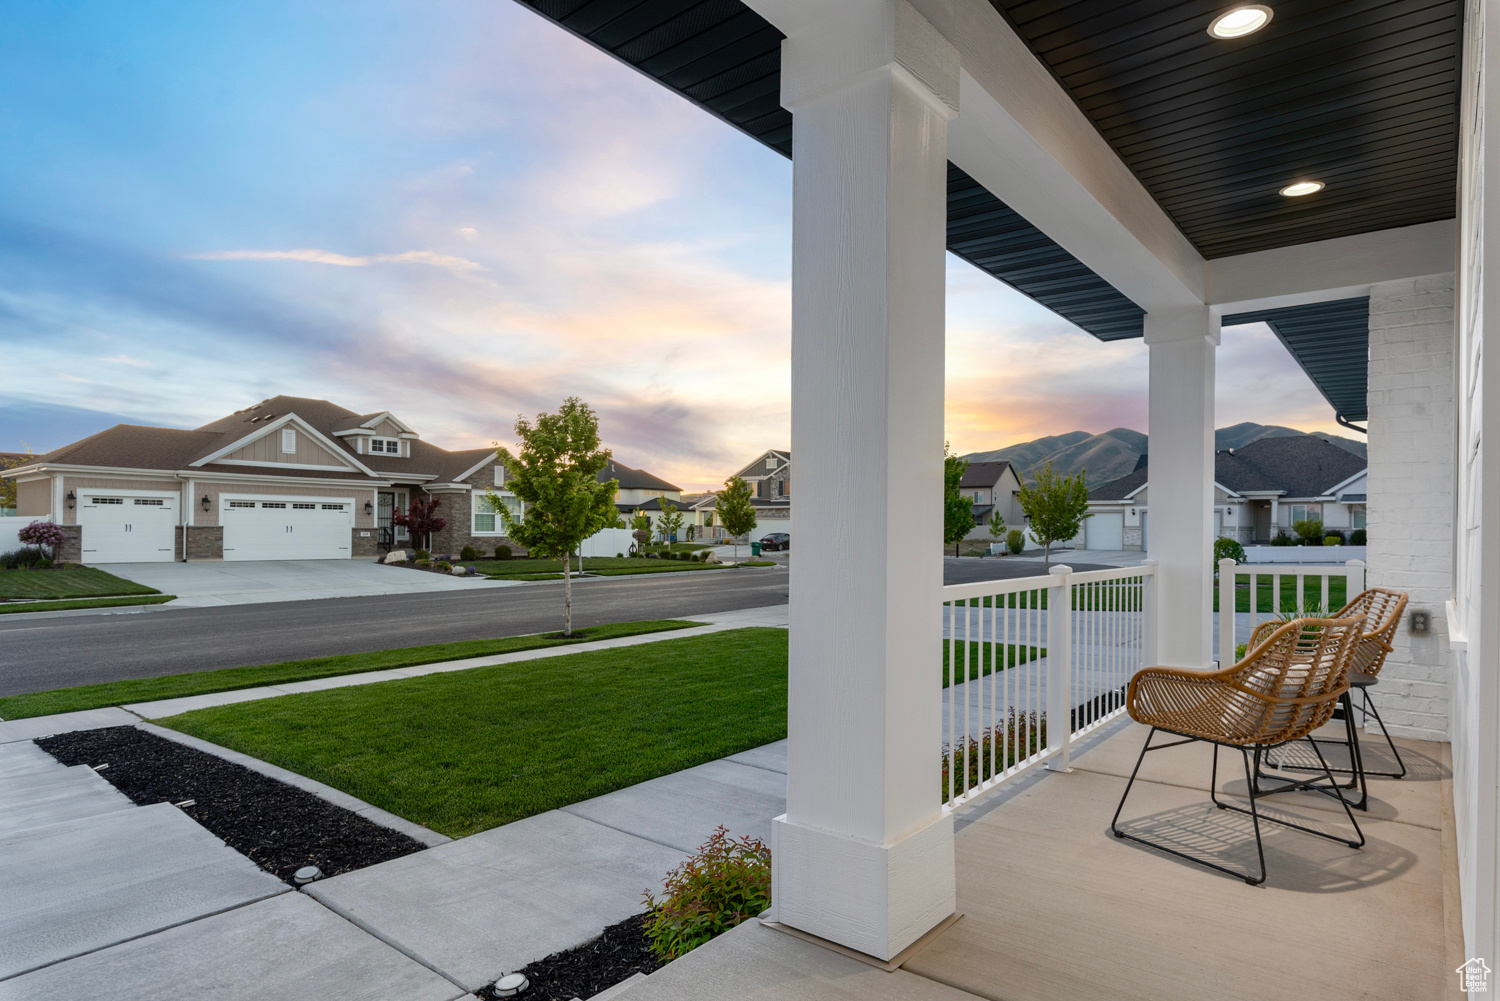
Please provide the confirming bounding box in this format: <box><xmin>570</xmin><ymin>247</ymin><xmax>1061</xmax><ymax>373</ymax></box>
<box><xmin>1365</xmin><ymin>274</ymin><xmax>1455</xmax><ymax>743</ymax></box>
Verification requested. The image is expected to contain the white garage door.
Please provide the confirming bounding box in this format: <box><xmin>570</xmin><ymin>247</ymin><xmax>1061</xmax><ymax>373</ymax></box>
<box><xmin>1086</xmin><ymin>512</ymin><xmax>1124</xmax><ymax>550</ymax></box>
<box><xmin>79</xmin><ymin>494</ymin><xmax>177</xmax><ymax>563</ymax></box>
<box><xmin>221</xmin><ymin>498</ymin><xmax>352</xmax><ymax>561</ymax></box>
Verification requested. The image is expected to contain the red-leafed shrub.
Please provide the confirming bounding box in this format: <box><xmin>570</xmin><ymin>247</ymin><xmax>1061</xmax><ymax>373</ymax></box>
<box><xmin>642</xmin><ymin>826</ymin><xmax>771</xmax><ymax>960</ymax></box>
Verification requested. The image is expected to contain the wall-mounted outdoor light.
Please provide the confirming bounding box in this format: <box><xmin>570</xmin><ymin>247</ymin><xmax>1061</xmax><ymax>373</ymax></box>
<box><xmin>200</xmin><ymin>494</ymin><xmax>211</xmax><ymax>513</ymax></box>
<box><xmin>365</xmin><ymin>500</ymin><xmax>374</xmax><ymax>514</ymax></box>
<box><xmin>66</xmin><ymin>490</ymin><xmax>76</xmax><ymax>510</ymax></box>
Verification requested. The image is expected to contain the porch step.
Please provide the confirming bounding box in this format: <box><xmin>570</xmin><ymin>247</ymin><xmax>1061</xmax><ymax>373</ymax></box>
<box><xmin>0</xmin><ymin>742</ymin><xmax>134</xmax><ymax>838</ymax></box>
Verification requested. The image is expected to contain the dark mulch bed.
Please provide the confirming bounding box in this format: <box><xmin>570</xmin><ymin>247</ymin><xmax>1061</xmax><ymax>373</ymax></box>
<box><xmin>36</xmin><ymin>726</ymin><xmax>426</xmax><ymax>884</ymax></box>
<box><xmin>479</xmin><ymin>913</ymin><xmax>666</xmax><ymax>1000</ymax></box>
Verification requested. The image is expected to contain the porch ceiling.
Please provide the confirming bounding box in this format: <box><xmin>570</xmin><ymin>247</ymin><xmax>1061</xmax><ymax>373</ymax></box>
<box><xmin>1223</xmin><ymin>296</ymin><xmax>1371</xmax><ymax>421</ymax></box>
<box><xmin>989</xmin><ymin>0</ymin><xmax>1462</xmax><ymax>259</ymax></box>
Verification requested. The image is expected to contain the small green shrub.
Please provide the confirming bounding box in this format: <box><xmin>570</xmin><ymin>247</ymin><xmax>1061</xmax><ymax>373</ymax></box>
<box><xmin>616</xmin><ymin>552</ymin><xmax>624</xmax><ymax>559</ymax></box>
<box><xmin>436</xmin><ymin>561</ymin><xmax>452</xmax><ymax>572</ymax></box>
<box><xmin>1213</xmin><ymin>537</ymin><xmax>1246</xmax><ymax>570</ymax></box>
<box><xmin>416</xmin><ymin>559</ymin><xmax>432</xmax><ymax>568</ymax></box>
<box><xmin>1350</xmin><ymin>528</ymin><xmax>1367</xmax><ymax>546</ymax></box>
<box><xmin>1292</xmin><ymin>518</ymin><xmax>1323</xmax><ymax>545</ymax></box>
<box><xmin>643</xmin><ymin>827</ymin><xmax>771</xmax><ymax>961</ymax></box>
<box><xmin>494</xmin><ymin>545</ymin><xmax>512</xmax><ymax>560</ymax></box>
<box><xmin>1006</xmin><ymin>528</ymin><xmax>1026</xmax><ymax>555</ymax></box>
<box><xmin>1270</xmin><ymin>533</ymin><xmax>1296</xmax><ymax>547</ymax></box>
<box><xmin>1235</xmin><ymin>642</ymin><xmax>1247</xmax><ymax>661</ymax></box>
<box><xmin>1323</xmin><ymin>534</ymin><xmax>1342</xmax><ymax>546</ymax></box>
<box><xmin>414</xmin><ymin>549</ymin><xmax>430</xmax><ymax>561</ymax></box>
<box><xmin>459</xmin><ymin>546</ymin><xmax>481</xmax><ymax>562</ymax></box>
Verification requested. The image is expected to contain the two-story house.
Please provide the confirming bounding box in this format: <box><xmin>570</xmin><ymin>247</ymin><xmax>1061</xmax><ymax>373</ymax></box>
<box><xmin>691</xmin><ymin>449</ymin><xmax>792</xmax><ymax>542</ymax></box>
<box><xmin>959</xmin><ymin>460</ymin><xmax>1024</xmax><ymax>539</ymax></box>
<box><xmin>0</xmin><ymin>395</ymin><xmax>526</xmax><ymax>562</ymax></box>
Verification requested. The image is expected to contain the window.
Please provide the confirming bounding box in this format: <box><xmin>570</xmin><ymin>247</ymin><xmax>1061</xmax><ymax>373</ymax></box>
<box><xmin>474</xmin><ymin>493</ymin><xmax>522</xmax><ymax>533</ymax></box>
<box><xmin>281</xmin><ymin>428</ymin><xmax>296</xmax><ymax>454</ymax></box>
<box><xmin>766</xmin><ymin>457</ymin><xmax>776</xmax><ymax>469</ymax></box>
<box><xmin>292</xmin><ymin>503</ymin><xmax>316</xmax><ymax>510</ymax></box>
<box><xmin>1352</xmin><ymin>506</ymin><xmax>1367</xmax><ymax>530</ymax></box>
<box><xmin>1289</xmin><ymin>503</ymin><xmax>1322</xmax><ymax>524</ymax></box>
<box><xmin>973</xmin><ymin>491</ymin><xmax>981</xmax><ymax>503</ymax></box>
<box><xmin>370</xmin><ymin>438</ymin><xmax>402</xmax><ymax>455</ymax></box>
<box><xmin>229</xmin><ymin>500</ymin><xmax>255</xmax><ymax>509</ymax></box>
<box><xmin>778</xmin><ymin>480</ymin><xmax>786</xmax><ymax>497</ymax></box>
<box><xmin>493</xmin><ymin>465</ymin><xmax>506</xmax><ymax>487</ymax></box>
<box><xmin>95</xmin><ymin>497</ymin><xmax>123</xmax><ymax>505</ymax></box>
<box><xmin>321</xmin><ymin>503</ymin><xmax>344</xmax><ymax>511</ymax></box>
<box><xmin>134</xmin><ymin>498</ymin><xmax>163</xmax><ymax>506</ymax></box>
<box><xmin>262</xmin><ymin>502</ymin><xmax>286</xmax><ymax>509</ymax></box>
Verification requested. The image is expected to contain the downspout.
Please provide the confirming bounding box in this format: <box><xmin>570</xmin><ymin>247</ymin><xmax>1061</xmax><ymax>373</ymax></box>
<box><xmin>1335</xmin><ymin>412</ymin><xmax>1368</xmax><ymax>435</ymax></box>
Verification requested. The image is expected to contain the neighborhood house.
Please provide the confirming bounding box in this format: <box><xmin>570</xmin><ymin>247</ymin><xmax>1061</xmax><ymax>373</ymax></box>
<box><xmin>0</xmin><ymin>396</ymin><xmax>524</xmax><ymax>563</ymax></box>
<box><xmin>1085</xmin><ymin>435</ymin><xmax>1368</xmax><ymax>550</ymax></box>
<box><xmin>691</xmin><ymin>449</ymin><xmax>792</xmax><ymax>542</ymax></box>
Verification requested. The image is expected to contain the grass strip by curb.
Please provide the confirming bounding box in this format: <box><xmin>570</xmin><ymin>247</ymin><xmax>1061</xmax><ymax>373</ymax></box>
<box><xmin>161</xmin><ymin>628</ymin><xmax>789</xmax><ymax>838</ymax></box>
<box><xmin>0</xmin><ymin>619</ymin><xmax>700</xmax><ymax>720</ymax></box>
<box><xmin>0</xmin><ymin>595</ymin><xmax>176</xmax><ymax>615</ymax></box>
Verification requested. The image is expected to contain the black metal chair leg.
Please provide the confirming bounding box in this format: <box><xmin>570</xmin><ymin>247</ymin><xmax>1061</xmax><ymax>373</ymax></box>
<box><xmin>1307</xmin><ymin>735</ymin><xmax>1366</xmax><ymax>848</ymax></box>
<box><xmin>1239</xmin><ymin>748</ymin><xmax>1267</xmax><ymax>884</ymax></box>
<box><xmin>1111</xmin><ymin>727</ymin><xmax>1156</xmax><ymax>837</ymax></box>
<box><xmin>1355</xmin><ymin>690</ymin><xmax>1408</xmax><ymax>779</ymax></box>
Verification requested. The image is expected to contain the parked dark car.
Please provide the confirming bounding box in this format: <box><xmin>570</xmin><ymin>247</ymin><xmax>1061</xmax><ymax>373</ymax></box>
<box><xmin>759</xmin><ymin>533</ymin><xmax>790</xmax><ymax>551</ymax></box>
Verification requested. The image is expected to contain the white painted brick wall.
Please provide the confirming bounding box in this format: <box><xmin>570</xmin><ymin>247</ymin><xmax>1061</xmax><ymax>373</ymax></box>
<box><xmin>1366</xmin><ymin>274</ymin><xmax>1455</xmax><ymax>742</ymax></box>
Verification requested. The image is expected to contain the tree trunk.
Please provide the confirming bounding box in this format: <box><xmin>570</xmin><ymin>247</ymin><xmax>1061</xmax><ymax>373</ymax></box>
<box><xmin>1042</xmin><ymin>541</ymin><xmax>1050</xmax><ymax>569</ymax></box>
<box><xmin>563</xmin><ymin>549</ymin><xmax>572</xmax><ymax>637</ymax></box>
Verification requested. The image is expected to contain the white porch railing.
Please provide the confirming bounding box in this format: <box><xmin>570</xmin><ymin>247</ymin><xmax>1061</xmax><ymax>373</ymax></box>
<box><xmin>941</xmin><ymin>561</ymin><xmax>1157</xmax><ymax>810</ymax></box>
<box><xmin>1215</xmin><ymin>558</ymin><xmax>1367</xmax><ymax>669</ymax></box>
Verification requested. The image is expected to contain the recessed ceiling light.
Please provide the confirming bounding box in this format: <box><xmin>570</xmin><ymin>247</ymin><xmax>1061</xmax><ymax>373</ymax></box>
<box><xmin>1280</xmin><ymin>180</ymin><xmax>1325</xmax><ymax>197</ymax></box>
<box><xmin>1208</xmin><ymin>5</ymin><xmax>1273</xmax><ymax>39</ymax></box>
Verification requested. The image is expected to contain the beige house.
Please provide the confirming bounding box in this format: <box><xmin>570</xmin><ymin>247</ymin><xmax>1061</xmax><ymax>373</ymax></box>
<box><xmin>959</xmin><ymin>460</ymin><xmax>1023</xmax><ymax>538</ymax></box>
<box><xmin>0</xmin><ymin>395</ymin><xmax>524</xmax><ymax>562</ymax></box>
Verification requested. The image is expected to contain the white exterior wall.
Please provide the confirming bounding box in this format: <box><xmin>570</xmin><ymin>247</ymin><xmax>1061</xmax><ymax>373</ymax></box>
<box><xmin>1366</xmin><ymin>275</ymin><xmax>1456</xmax><ymax>743</ymax></box>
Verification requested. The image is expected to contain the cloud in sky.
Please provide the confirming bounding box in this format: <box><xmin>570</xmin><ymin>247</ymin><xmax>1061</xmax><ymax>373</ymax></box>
<box><xmin>188</xmin><ymin>248</ymin><xmax>485</xmax><ymax>271</ymax></box>
<box><xmin>0</xmin><ymin>0</ymin><xmax>1353</xmax><ymax>490</ymax></box>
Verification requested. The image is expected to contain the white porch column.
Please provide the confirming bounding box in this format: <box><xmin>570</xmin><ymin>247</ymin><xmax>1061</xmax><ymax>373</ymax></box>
<box><xmin>1145</xmin><ymin>308</ymin><xmax>1218</xmax><ymax>667</ymax></box>
<box><xmin>771</xmin><ymin>0</ymin><xmax>958</xmax><ymax>961</ymax></box>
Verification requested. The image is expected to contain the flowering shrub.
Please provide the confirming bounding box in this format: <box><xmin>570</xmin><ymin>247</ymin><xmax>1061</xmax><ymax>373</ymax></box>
<box><xmin>642</xmin><ymin>827</ymin><xmax>771</xmax><ymax>960</ymax></box>
<box><xmin>943</xmin><ymin>709</ymin><xmax>1047</xmax><ymax>801</ymax></box>
<box><xmin>17</xmin><ymin>521</ymin><xmax>65</xmax><ymax>558</ymax></box>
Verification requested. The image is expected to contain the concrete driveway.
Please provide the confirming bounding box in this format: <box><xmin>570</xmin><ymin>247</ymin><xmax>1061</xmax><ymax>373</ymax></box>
<box><xmin>103</xmin><ymin>559</ymin><xmax>516</xmax><ymax>608</ymax></box>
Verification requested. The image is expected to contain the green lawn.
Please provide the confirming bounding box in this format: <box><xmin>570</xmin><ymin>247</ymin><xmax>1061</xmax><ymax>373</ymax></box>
<box><xmin>0</xmin><ymin>566</ymin><xmax>160</xmax><ymax>599</ymax></box>
<box><xmin>0</xmin><ymin>595</ymin><xmax>175</xmax><ymax>615</ymax></box>
<box><xmin>160</xmin><ymin>628</ymin><xmax>790</xmax><ymax>838</ymax></box>
<box><xmin>952</xmin><ymin>579</ymin><xmax>1144</xmax><ymax>612</ymax></box>
<box><xmin>942</xmin><ymin>641</ymin><xmax>1045</xmax><ymax>688</ymax></box>
<box><xmin>1214</xmin><ymin>574</ymin><xmax>1350</xmax><ymax>614</ymax></box>
<box><xmin>0</xmin><ymin>619</ymin><xmax>697</xmax><ymax>720</ymax></box>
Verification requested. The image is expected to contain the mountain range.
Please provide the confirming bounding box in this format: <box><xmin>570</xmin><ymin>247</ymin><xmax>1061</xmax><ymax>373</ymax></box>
<box><xmin>964</xmin><ymin>423</ymin><xmax>1367</xmax><ymax>487</ymax></box>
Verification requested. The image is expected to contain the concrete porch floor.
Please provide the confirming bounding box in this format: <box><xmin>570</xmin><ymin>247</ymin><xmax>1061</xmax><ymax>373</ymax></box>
<box><xmin>622</xmin><ymin>719</ymin><xmax>1456</xmax><ymax>1001</ymax></box>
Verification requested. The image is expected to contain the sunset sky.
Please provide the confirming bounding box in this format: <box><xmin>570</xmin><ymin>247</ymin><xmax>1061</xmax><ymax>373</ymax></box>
<box><xmin>0</xmin><ymin>0</ymin><xmax>1346</xmax><ymax>491</ymax></box>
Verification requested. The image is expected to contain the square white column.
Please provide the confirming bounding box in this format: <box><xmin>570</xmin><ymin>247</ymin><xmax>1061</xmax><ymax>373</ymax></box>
<box><xmin>1145</xmin><ymin>308</ymin><xmax>1217</xmax><ymax>668</ymax></box>
<box><xmin>771</xmin><ymin>0</ymin><xmax>958</xmax><ymax>962</ymax></box>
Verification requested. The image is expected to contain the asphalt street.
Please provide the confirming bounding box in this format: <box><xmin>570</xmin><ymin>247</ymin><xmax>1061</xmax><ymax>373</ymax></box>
<box><xmin>0</xmin><ymin>557</ymin><xmax>1116</xmax><ymax>698</ymax></box>
<box><xmin>0</xmin><ymin>569</ymin><xmax>789</xmax><ymax>697</ymax></box>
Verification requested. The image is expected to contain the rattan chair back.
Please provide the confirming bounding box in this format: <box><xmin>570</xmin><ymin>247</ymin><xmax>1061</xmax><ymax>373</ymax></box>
<box><xmin>1333</xmin><ymin>587</ymin><xmax>1407</xmax><ymax>678</ymax></box>
<box><xmin>1128</xmin><ymin>614</ymin><xmax>1366</xmax><ymax>747</ymax></box>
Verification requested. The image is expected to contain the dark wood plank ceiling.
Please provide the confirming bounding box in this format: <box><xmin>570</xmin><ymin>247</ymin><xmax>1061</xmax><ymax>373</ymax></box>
<box><xmin>514</xmin><ymin>0</ymin><xmax>1146</xmax><ymax>339</ymax></box>
<box><xmin>989</xmin><ymin>0</ymin><xmax>1461</xmax><ymax>258</ymax></box>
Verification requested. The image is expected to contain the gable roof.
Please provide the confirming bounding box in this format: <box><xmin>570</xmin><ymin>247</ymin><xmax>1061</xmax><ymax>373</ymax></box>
<box><xmin>1089</xmin><ymin>436</ymin><xmax>1366</xmax><ymax>501</ymax></box>
<box><xmin>959</xmin><ymin>461</ymin><xmax>1013</xmax><ymax>489</ymax></box>
<box><xmin>733</xmin><ymin>449</ymin><xmax>790</xmax><ymax>480</ymax></box>
<box><xmin>599</xmin><ymin>459</ymin><xmax>680</xmax><ymax>493</ymax></box>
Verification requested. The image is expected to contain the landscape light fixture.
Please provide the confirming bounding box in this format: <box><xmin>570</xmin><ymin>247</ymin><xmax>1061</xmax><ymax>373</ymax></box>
<box><xmin>1208</xmin><ymin>4</ymin><xmax>1272</xmax><ymax>38</ymax></box>
<box><xmin>1280</xmin><ymin>180</ymin><xmax>1325</xmax><ymax>197</ymax></box>
<box><xmin>66</xmin><ymin>490</ymin><xmax>76</xmax><ymax>510</ymax></box>
<box><xmin>200</xmin><ymin>494</ymin><xmax>211</xmax><ymax>512</ymax></box>
<box><xmin>293</xmin><ymin>865</ymin><xmax>322</xmax><ymax>885</ymax></box>
<box><xmin>493</xmin><ymin>973</ymin><xmax>530</xmax><ymax>996</ymax></box>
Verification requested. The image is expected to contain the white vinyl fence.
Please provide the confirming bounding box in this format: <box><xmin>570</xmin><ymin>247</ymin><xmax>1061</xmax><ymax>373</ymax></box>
<box><xmin>940</xmin><ymin>560</ymin><xmax>1156</xmax><ymax>810</ymax></box>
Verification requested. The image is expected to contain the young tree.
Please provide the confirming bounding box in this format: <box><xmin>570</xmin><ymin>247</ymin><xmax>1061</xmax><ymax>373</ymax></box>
<box><xmin>392</xmin><ymin>497</ymin><xmax>446</xmax><ymax>551</ymax></box>
<box><xmin>1016</xmin><ymin>461</ymin><xmax>1091</xmax><ymax>568</ymax></box>
<box><xmin>494</xmin><ymin>397</ymin><xmax>619</xmax><ymax>637</ymax></box>
<box><xmin>943</xmin><ymin>446</ymin><xmax>975</xmax><ymax>557</ymax></box>
<box><xmin>716</xmin><ymin>476</ymin><xmax>757</xmax><ymax>560</ymax></box>
<box><xmin>657</xmin><ymin>498</ymin><xmax>684</xmax><ymax>546</ymax></box>
<box><xmin>0</xmin><ymin>447</ymin><xmax>37</xmax><ymax>512</ymax></box>
<box><xmin>988</xmin><ymin>508</ymin><xmax>1008</xmax><ymax>551</ymax></box>
<box><xmin>628</xmin><ymin>509</ymin><xmax>653</xmax><ymax>553</ymax></box>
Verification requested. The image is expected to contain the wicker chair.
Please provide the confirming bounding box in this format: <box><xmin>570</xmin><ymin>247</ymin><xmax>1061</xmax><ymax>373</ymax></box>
<box><xmin>1249</xmin><ymin>588</ymin><xmax>1410</xmax><ymax>802</ymax></box>
<box><xmin>1111</xmin><ymin>614</ymin><xmax>1367</xmax><ymax>885</ymax></box>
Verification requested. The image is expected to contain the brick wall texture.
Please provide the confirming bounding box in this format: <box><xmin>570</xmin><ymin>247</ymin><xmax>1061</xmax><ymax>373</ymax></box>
<box><xmin>1366</xmin><ymin>274</ymin><xmax>1455</xmax><ymax>742</ymax></box>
